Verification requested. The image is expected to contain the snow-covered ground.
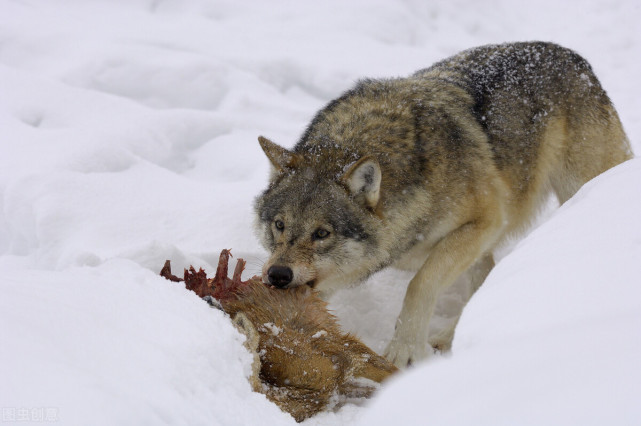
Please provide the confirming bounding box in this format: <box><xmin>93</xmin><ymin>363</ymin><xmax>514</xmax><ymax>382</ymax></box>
<box><xmin>1</xmin><ymin>1</ymin><xmax>639</xmax><ymax>424</ymax></box>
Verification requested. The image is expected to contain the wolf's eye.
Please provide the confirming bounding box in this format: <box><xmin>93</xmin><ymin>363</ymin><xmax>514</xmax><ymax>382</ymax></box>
<box><xmin>312</xmin><ymin>228</ymin><xmax>330</xmax><ymax>240</ymax></box>
<box><xmin>274</xmin><ymin>219</ymin><xmax>285</xmax><ymax>231</ymax></box>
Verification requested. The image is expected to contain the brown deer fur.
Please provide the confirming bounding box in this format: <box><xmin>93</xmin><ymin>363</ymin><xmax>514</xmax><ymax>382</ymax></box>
<box><xmin>160</xmin><ymin>250</ymin><xmax>397</xmax><ymax>422</ymax></box>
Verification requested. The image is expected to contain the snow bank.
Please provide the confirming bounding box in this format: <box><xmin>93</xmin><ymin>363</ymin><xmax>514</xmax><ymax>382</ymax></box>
<box><xmin>1</xmin><ymin>1</ymin><xmax>639</xmax><ymax>424</ymax></box>
<box><xmin>0</xmin><ymin>258</ymin><xmax>291</xmax><ymax>425</ymax></box>
<box><xmin>359</xmin><ymin>159</ymin><xmax>641</xmax><ymax>426</ymax></box>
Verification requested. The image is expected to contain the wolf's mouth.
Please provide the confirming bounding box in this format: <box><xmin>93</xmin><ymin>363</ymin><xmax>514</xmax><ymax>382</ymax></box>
<box><xmin>305</xmin><ymin>280</ymin><xmax>316</xmax><ymax>289</ymax></box>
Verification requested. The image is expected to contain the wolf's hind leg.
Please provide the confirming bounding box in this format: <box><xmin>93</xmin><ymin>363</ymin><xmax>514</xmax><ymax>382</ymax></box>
<box><xmin>428</xmin><ymin>253</ymin><xmax>495</xmax><ymax>352</ymax></box>
<box><xmin>551</xmin><ymin>105</ymin><xmax>632</xmax><ymax>204</ymax></box>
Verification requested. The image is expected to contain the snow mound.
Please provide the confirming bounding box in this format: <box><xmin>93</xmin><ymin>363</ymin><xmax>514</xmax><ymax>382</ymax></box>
<box><xmin>359</xmin><ymin>159</ymin><xmax>641</xmax><ymax>425</ymax></box>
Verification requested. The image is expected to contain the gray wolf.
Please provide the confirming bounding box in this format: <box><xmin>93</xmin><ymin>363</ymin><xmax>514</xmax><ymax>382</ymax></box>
<box><xmin>254</xmin><ymin>42</ymin><xmax>633</xmax><ymax>367</ymax></box>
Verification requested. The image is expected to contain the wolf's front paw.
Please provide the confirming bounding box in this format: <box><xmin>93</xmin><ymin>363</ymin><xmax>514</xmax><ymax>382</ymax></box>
<box><xmin>384</xmin><ymin>336</ymin><xmax>430</xmax><ymax>369</ymax></box>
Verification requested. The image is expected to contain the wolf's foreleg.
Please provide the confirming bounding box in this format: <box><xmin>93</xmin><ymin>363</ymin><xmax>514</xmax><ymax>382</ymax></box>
<box><xmin>384</xmin><ymin>212</ymin><xmax>503</xmax><ymax>368</ymax></box>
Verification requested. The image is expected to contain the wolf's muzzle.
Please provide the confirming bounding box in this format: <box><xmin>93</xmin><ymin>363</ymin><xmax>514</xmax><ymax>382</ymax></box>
<box><xmin>267</xmin><ymin>265</ymin><xmax>293</xmax><ymax>288</ymax></box>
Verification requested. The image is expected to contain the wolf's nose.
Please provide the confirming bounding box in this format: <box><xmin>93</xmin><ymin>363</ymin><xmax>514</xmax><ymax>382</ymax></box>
<box><xmin>267</xmin><ymin>265</ymin><xmax>293</xmax><ymax>288</ymax></box>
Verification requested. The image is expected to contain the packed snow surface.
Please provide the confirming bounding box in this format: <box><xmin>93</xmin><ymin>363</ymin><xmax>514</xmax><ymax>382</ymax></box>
<box><xmin>1</xmin><ymin>1</ymin><xmax>639</xmax><ymax>425</ymax></box>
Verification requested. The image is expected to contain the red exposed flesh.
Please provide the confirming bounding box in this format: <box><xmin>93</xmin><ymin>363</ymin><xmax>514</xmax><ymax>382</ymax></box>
<box><xmin>159</xmin><ymin>260</ymin><xmax>182</xmax><ymax>282</ymax></box>
<box><xmin>183</xmin><ymin>266</ymin><xmax>211</xmax><ymax>298</ymax></box>
<box><xmin>212</xmin><ymin>248</ymin><xmax>231</xmax><ymax>285</ymax></box>
<box><xmin>161</xmin><ymin>249</ymin><xmax>261</xmax><ymax>303</ymax></box>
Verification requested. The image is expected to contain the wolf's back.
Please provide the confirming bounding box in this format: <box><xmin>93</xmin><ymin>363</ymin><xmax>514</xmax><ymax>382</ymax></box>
<box><xmin>419</xmin><ymin>41</ymin><xmax>626</xmax><ymax>165</ymax></box>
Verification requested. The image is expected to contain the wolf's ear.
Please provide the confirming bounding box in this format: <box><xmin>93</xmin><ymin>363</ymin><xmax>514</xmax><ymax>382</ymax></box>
<box><xmin>258</xmin><ymin>136</ymin><xmax>300</xmax><ymax>176</ymax></box>
<box><xmin>341</xmin><ymin>156</ymin><xmax>381</xmax><ymax>210</ymax></box>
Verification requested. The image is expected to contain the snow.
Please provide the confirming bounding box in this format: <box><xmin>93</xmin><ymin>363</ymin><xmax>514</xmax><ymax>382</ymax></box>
<box><xmin>0</xmin><ymin>0</ymin><xmax>639</xmax><ymax>425</ymax></box>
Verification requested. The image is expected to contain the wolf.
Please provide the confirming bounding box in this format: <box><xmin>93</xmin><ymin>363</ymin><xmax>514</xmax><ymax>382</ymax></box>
<box><xmin>254</xmin><ymin>41</ymin><xmax>633</xmax><ymax>367</ymax></box>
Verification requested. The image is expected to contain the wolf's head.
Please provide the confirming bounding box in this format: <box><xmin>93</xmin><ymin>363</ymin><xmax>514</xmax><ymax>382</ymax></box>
<box><xmin>254</xmin><ymin>136</ymin><xmax>384</xmax><ymax>296</ymax></box>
